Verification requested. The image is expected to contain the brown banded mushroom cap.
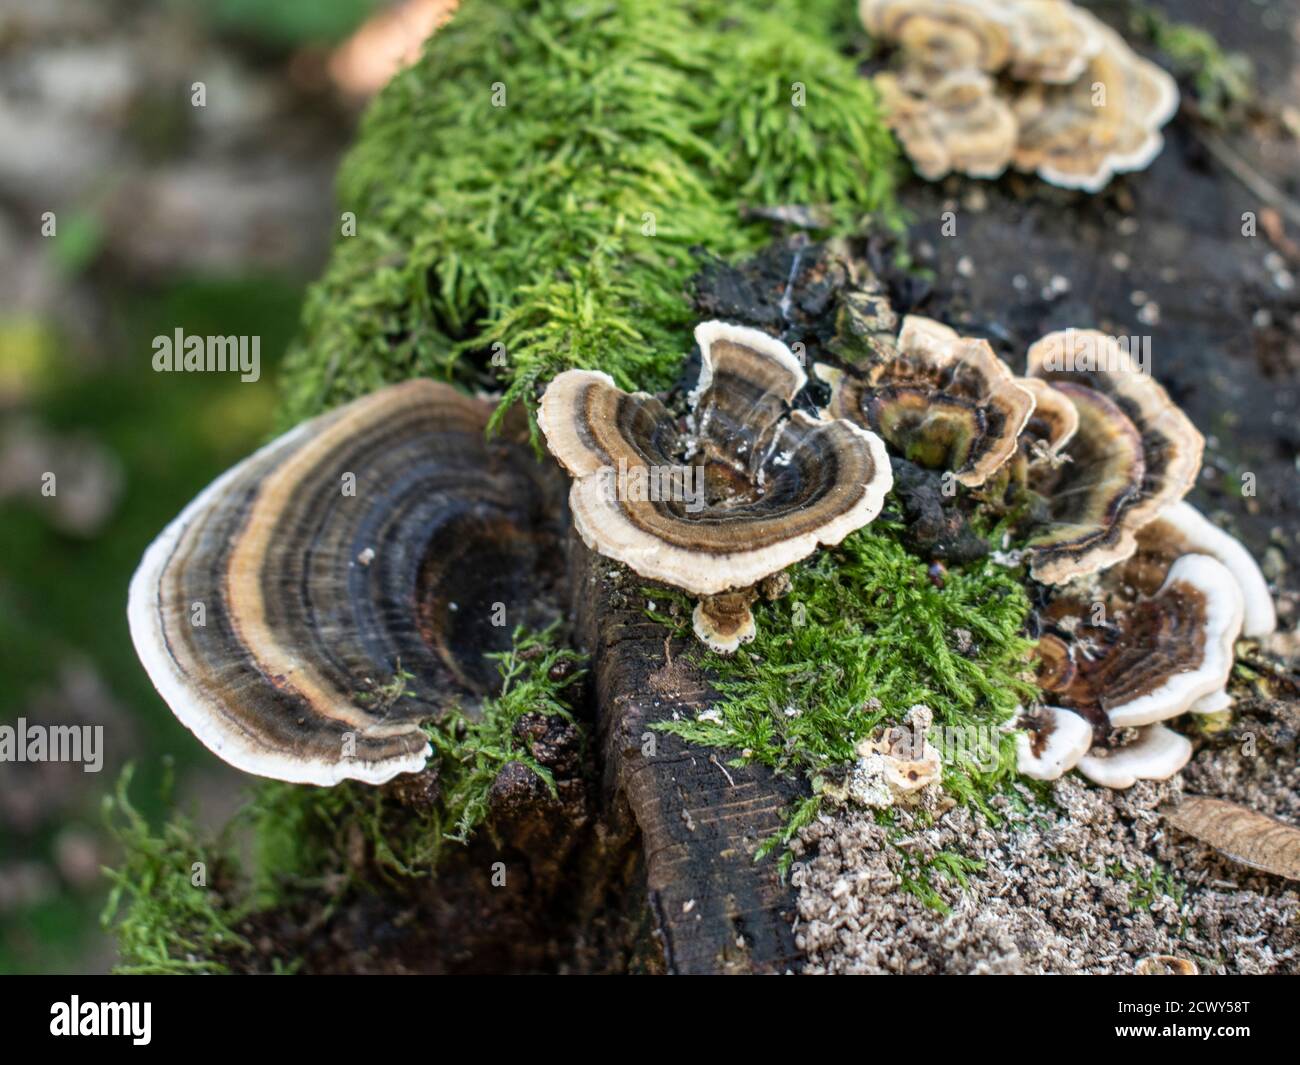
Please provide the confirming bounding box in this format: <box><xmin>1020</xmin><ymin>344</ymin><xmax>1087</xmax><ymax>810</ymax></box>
<box><xmin>1011</xmin><ymin>11</ymin><xmax>1179</xmax><ymax>191</ymax></box>
<box><xmin>1135</xmin><ymin>501</ymin><xmax>1277</xmax><ymax>638</ymax></box>
<box><xmin>859</xmin><ymin>704</ymin><xmax>943</xmax><ymax>795</ymax></box>
<box><xmin>1004</xmin><ymin>0</ymin><xmax>1104</xmax><ymax>84</ymax></box>
<box><xmin>874</xmin><ymin>69</ymin><xmax>1018</xmax><ymax>181</ymax></box>
<box><xmin>1029</xmin><ymin>330</ymin><xmax>1203</xmax><ymax>528</ymax></box>
<box><xmin>1076</xmin><ymin>723</ymin><xmax>1192</xmax><ymax>789</ymax></box>
<box><xmin>128</xmin><ymin>381</ymin><xmax>564</xmax><ymax>785</ymax></box>
<box><xmin>538</xmin><ymin>321</ymin><xmax>893</xmax><ymax>653</ymax></box>
<box><xmin>1102</xmin><ymin>554</ymin><xmax>1244</xmax><ymax>728</ymax></box>
<box><xmin>816</xmin><ymin>315</ymin><xmax>1033</xmax><ymax>488</ymax></box>
<box><xmin>1021</xmin><ymin>382</ymin><xmax>1146</xmax><ymax>582</ymax></box>
<box><xmin>1037</xmin><ymin>553</ymin><xmax>1243</xmax><ymax>733</ymax></box>
<box><xmin>865</xmin><ymin>1</ymin><xmax>1175</xmax><ymax>189</ymax></box>
<box><xmin>1017</xmin><ymin>376</ymin><xmax>1079</xmax><ymax>457</ymax></box>
<box><xmin>1023</xmin><ymin>329</ymin><xmax>1203</xmax><ymax>583</ymax></box>
<box><xmin>860</xmin><ymin>0</ymin><xmax>1013</xmax><ymax>74</ymax></box>
<box><xmin>1014</xmin><ymin>704</ymin><xmax>1093</xmax><ymax>781</ymax></box>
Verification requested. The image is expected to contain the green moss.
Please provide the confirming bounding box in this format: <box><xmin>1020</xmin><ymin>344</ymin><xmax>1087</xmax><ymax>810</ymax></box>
<box><xmin>429</xmin><ymin>624</ymin><xmax>586</xmax><ymax>844</ymax></box>
<box><xmin>279</xmin><ymin>0</ymin><xmax>899</xmax><ymax>435</ymax></box>
<box><xmin>247</xmin><ymin>625</ymin><xmax>585</xmax><ymax>891</ymax></box>
<box><xmin>893</xmin><ymin>838</ymin><xmax>985</xmax><ymax>914</ymax></box>
<box><xmin>100</xmin><ymin>764</ymin><xmax>258</xmax><ymax>974</ymax></box>
<box><xmin>1130</xmin><ymin>3</ymin><xmax>1252</xmax><ymax>126</ymax></box>
<box><xmin>1107</xmin><ymin>858</ymin><xmax>1187</xmax><ymax>913</ymax></box>
<box><xmin>653</xmin><ymin>518</ymin><xmax>1037</xmax><ymax>871</ymax></box>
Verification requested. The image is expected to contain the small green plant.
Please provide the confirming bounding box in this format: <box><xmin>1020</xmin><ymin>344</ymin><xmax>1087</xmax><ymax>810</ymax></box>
<box><xmin>428</xmin><ymin>624</ymin><xmax>586</xmax><ymax>844</ymax></box>
<box><xmin>1107</xmin><ymin>859</ymin><xmax>1187</xmax><ymax>912</ymax></box>
<box><xmin>895</xmin><ymin>846</ymin><xmax>986</xmax><ymax>914</ymax></box>
<box><xmin>355</xmin><ymin>663</ymin><xmax>416</xmax><ymax>709</ymax></box>
<box><xmin>1131</xmin><ymin>4</ymin><xmax>1252</xmax><ymax>126</ymax></box>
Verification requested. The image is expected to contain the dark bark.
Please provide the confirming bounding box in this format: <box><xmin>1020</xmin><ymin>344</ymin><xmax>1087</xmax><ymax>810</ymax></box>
<box><xmin>569</xmin><ymin>540</ymin><xmax>805</xmax><ymax>974</ymax></box>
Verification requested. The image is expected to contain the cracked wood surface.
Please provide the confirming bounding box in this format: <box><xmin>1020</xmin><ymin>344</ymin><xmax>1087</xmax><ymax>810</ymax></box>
<box><xmin>570</xmin><ymin>538</ymin><xmax>805</xmax><ymax>973</ymax></box>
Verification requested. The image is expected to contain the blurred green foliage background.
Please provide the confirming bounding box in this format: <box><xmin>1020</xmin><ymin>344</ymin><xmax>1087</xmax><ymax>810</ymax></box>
<box><xmin>0</xmin><ymin>0</ymin><xmax>391</xmax><ymax>972</ymax></box>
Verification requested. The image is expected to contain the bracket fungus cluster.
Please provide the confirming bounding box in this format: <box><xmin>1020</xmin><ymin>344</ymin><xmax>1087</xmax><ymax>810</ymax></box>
<box><xmin>538</xmin><ymin>321</ymin><xmax>893</xmax><ymax>653</ymax></box>
<box><xmin>811</xmin><ymin>312</ymin><xmax>1274</xmax><ymax>789</ymax></box>
<box><xmin>128</xmin><ymin>381</ymin><xmax>564</xmax><ymax>784</ymax></box>
<box><xmin>861</xmin><ymin>0</ymin><xmax>1179</xmax><ymax>189</ymax></box>
<box><xmin>129</xmin><ymin>309</ymin><xmax>1274</xmax><ymax>798</ymax></box>
<box><xmin>1012</xmin><ymin>366</ymin><xmax>1271</xmax><ymax>785</ymax></box>
<box><xmin>1018</xmin><ymin>328</ymin><xmax>1204</xmax><ymax>583</ymax></box>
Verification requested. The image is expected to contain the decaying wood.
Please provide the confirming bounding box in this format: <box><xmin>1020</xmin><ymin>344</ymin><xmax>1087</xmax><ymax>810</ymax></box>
<box><xmin>1163</xmin><ymin>796</ymin><xmax>1300</xmax><ymax>881</ymax></box>
<box><xmin>569</xmin><ymin>538</ymin><xmax>805</xmax><ymax>974</ymax></box>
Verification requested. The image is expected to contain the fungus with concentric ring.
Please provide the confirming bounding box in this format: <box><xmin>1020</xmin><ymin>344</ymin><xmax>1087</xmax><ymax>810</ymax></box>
<box><xmin>538</xmin><ymin>321</ymin><xmax>893</xmax><ymax>654</ymax></box>
<box><xmin>860</xmin><ymin>0</ymin><xmax>1013</xmax><ymax>75</ymax></box>
<box><xmin>1011</xmin><ymin>9</ymin><xmax>1179</xmax><ymax>191</ymax></box>
<box><xmin>873</xmin><ymin>69</ymin><xmax>1018</xmax><ymax>181</ymax></box>
<box><xmin>1015</xmin><ymin>526</ymin><xmax>1262</xmax><ymax>786</ymax></box>
<box><xmin>128</xmin><ymin>381</ymin><xmax>565</xmax><ymax>784</ymax></box>
<box><xmin>1020</xmin><ymin>328</ymin><xmax>1204</xmax><ymax>584</ymax></box>
<box><xmin>862</xmin><ymin>0</ymin><xmax>1178</xmax><ymax>189</ymax></box>
<box><xmin>816</xmin><ymin>314</ymin><xmax>1034</xmax><ymax>489</ymax></box>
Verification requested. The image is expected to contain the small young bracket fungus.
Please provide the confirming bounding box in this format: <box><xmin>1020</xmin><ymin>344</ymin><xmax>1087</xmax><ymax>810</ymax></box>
<box><xmin>1023</xmin><ymin>329</ymin><xmax>1203</xmax><ymax>584</ymax></box>
<box><xmin>816</xmin><ymin>314</ymin><xmax>1033</xmax><ymax>488</ymax></box>
<box><xmin>863</xmin><ymin>0</ymin><xmax>1177</xmax><ymax>189</ymax></box>
<box><xmin>1013</xmin><ymin>704</ymin><xmax>1093</xmax><ymax>782</ymax></box>
<box><xmin>1075</xmin><ymin>723</ymin><xmax>1192</xmax><ymax>789</ymax></box>
<box><xmin>538</xmin><ymin>321</ymin><xmax>893</xmax><ymax>654</ymax></box>
<box><xmin>845</xmin><ymin>704</ymin><xmax>943</xmax><ymax>805</ymax></box>
<box><xmin>1011</xmin><ymin>11</ymin><xmax>1179</xmax><ymax>191</ymax></box>
<box><xmin>129</xmin><ymin>381</ymin><xmax>563</xmax><ymax>785</ymax></box>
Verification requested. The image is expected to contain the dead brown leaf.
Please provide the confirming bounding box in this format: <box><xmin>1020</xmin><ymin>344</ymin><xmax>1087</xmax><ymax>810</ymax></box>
<box><xmin>1163</xmin><ymin>796</ymin><xmax>1300</xmax><ymax>881</ymax></box>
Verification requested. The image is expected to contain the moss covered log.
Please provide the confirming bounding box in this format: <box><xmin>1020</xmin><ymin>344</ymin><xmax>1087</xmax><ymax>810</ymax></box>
<box><xmin>278</xmin><ymin>0</ymin><xmax>899</xmax><ymax>433</ymax></box>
